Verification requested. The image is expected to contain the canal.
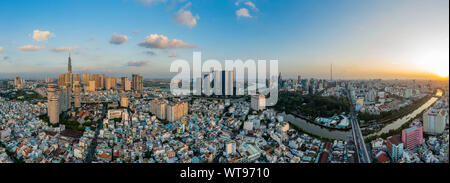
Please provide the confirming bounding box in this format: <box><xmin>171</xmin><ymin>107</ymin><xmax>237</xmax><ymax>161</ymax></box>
<box><xmin>282</xmin><ymin>89</ymin><xmax>443</xmax><ymax>140</ymax></box>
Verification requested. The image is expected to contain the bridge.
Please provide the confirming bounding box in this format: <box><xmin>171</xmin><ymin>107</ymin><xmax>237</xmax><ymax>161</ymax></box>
<box><xmin>346</xmin><ymin>87</ymin><xmax>372</xmax><ymax>163</ymax></box>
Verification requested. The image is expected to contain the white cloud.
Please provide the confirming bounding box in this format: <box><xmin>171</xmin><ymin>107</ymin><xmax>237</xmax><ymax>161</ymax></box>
<box><xmin>138</xmin><ymin>34</ymin><xmax>195</xmax><ymax>49</ymax></box>
<box><xmin>137</xmin><ymin>0</ymin><xmax>167</xmax><ymax>5</ymax></box>
<box><xmin>51</xmin><ymin>46</ymin><xmax>79</xmax><ymax>52</ymax></box>
<box><xmin>18</xmin><ymin>45</ymin><xmax>45</xmax><ymax>51</ymax></box>
<box><xmin>110</xmin><ymin>33</ymin><xmax>129</xmax><ymax>45</ymax></box>
<box><xmin>127</xmin><ymin>60</ymin><xmax>148</xmax><ymax>67</ymax></box>
<box><xmin>236</xmin><ymin>8</ymin><xmax>252</xmax><ymax>18</ymax></box>
<box><xmin>244</xmin><ymin>1</ymin><xmax>257</xmax><ymax>10</ymax></box>
<box><xmin>33</xmin><ymin>30</ymin><xmax>53</xmax><ymax>42</ymax></box>
<box><xmin>174</xmin><ymin>2</ymin><xmax>199</xmax><ymax>28</ymax></box>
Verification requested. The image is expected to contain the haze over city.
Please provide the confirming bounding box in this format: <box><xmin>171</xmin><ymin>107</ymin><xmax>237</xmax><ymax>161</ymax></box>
<box><xmin>0</xmin><ymin>0</ymin><xmax>448</xmax><ymax>80</ymax></box>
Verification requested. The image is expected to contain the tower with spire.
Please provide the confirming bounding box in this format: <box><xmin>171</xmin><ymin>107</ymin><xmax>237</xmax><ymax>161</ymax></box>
<box><xmin>68</xmin><ymin>52</ymin><xmax>72</xmax><ymax>73</ymax></box>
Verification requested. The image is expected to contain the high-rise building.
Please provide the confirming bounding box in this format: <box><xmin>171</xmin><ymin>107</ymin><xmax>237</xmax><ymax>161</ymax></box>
<box><xmin>14</xmin><ymin>76</ymin><xmax>24</xmax><ymax>89</ymax></box>
<box><xmin>73</xmin><ymin>73</ymin><xmax>81</xmax><ymax>86</ymax></box>
<box><xmin>166</xmin><ymin>101</ymin><xmax>188</xmax><ymax>122</ymax></box>
<box><xmin>211</xmin><ymin>70</ymin><xmax>235</xmax><ymax>96</ymax></box>
<box><xmin>124</xmin><ymin>78</ymin><xmax>132</xmax><ymax>91</ymax></box>
<box><xmin>202</xmin><ymin>73</ymin><xmax>212</xmax><ymax>96</ymax></box>
<box><xmin>105</xmin><ymin>77</ymin><xmax>117</xmax><ymax>90</ymax></box>
<box><xmin>385</xmin><ymin>136</ymin><xmax>404</xmax><ymax>163</ymax></box>
<box><xmin>132</xmin><ymin>74</ymin><xmax>143</xmax><ymax>92</ymax></box>
<box><xmin>150</xmin><ymin>99</ymin><xmax>167</xmax><ymax>120</ymax></box>
<box><xmin>224</xmin><ymin>71</ymin><xmax>234</xmax><ymax>95</ymax></box>
<box><xmin>402</xmin><ymin>126</ymin><xmax>423</xmax><ymax>151</ymax></box>
<box><xmin>97</xmin><ymin>74</ymin><xmax>105</xmax><ymax>90</ymax></box>
<box><xmin>68</xmin><ymin>53</ymin><xmax>72</xmax><ymax>73</ymax></box>
<box><xmin>58</xmin><ymin>74</ymin><xmax>65</xmax><ymax>87</ymax></box>
<box><xmin>120</xmin><ymin>94</ymin><xmax>129</xmax><ymax>108</ymax></box>
<box><xmin>251</xmin><ymin>94</ymin><xmax>266</xmax><ymax>111</ymax></box>
<box><xmin>82</xmin><ymin>73</ymin><xmax>90</xmax><ymax>86</ymax></box>
<box><xmin>423</xmin><ymin>109</ymin><xmax>447</xmax><ymax>135</ymax></box>
<box><xmin>47</xmin><ymin>84</ymin><xmax>60</xmax><ymax>124</ymax></box>
<box><xmin>92</xmin><ymin>74</ymin><xmax>101</xmax><ymax>90</ymax></box>
<box><xmin>86</xmin><ymin>80</ymin><xmax>96</xmax><ymax>92</ymax></box>
<box><xmin>73</xmin><ymin>81</ymin><xmax>81</xmax><ymax>108</ymax></box>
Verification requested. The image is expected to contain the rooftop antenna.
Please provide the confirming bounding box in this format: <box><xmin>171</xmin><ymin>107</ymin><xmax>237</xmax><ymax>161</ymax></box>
<box><xmin>330</xmin><ymin>63</ymin><xmax>333</xmax><ymax>81</ymax></box>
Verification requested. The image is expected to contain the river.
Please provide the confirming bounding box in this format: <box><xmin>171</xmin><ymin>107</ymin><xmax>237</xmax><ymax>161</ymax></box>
<box><xmin>281</xmin><ymin>89</ymin><xmax>443</xmax><ymax>140</ymax></box>
<box><xmin>366</xmin><ymin>89</ymin><xmax>442</xmax><ymax>138</ymax></box>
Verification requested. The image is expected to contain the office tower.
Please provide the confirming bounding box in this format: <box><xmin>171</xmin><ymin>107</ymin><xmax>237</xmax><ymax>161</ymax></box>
<box><xmin>82</xmin><ymin>73</ymin><xmax>90</xmax><ymax>86</ymax></box>
<box><xmin>212</xmin><ymin>70</ymin><xmax>235</xmax><ymax>96</ymax></box>
<box><xmin>278</xmin><ymin>72</ymin><xmax>283</xmax><ymax>88</ymax></box>
<box><xmin>224</xmin><ymin>71</ymin><xmax>234</xmax><ymax>95</ymax></box>
<box><xmin>194</xmin><ymin>76</ymin><xmax>202</xmax><ymax>95</ymax></box>
<box><xmin>120</xmin><ymin>94</ymin><xmax>129</xmax><ymax>108</ymax></box>
<box><xmin>14</xmin><ymin>76</ymin><xmax>23</xmax><ymax>89</ymax></box>
<box><xmin>68</xmin><ymin>53</ymin><xmax>72</xmax><ymax>73</ymax></box>
<box><xmin>423</xmin><ymin>109</ymin><xmax>447</xmax><ymax>135</ymax></box>
<box><xmin>58</xmin><ymin>74</ymin><xmax>65</xmax><ymax>87</ymax></box>
<box><xmin>64</xmin><ymin>72</ymin><xmax>73</xmax><ymax>88</ymax></box>
<box><xmin>132</xmin><ymin>74</ymin><xmax>143</xmax><ymax>92</ymax></box>
<box><xmin>251</xmin><ymin>94</ymin><xmax>266</xmax><ymax>111</ymax></box>
<box><xmin>402</xmin><ymin>126</ymin><xmax>423</xmax><ymax>151</ymax></box>
<box><xmin>297</xmin><ymin>75</ymin><xmax>301</xmax><ymax>84</ymax></box>
<box><xmin>385</xmin><ymin>136</ymin><xmax>404</xmax><ymax>163</ymax></box>
<box><xmin>47</xmin><ymin>84</ymin><xmax>59</xmax><ymax>124</ymax></box>
<box><xmin>213</xmin><ymin>71</ymin><xmax>222</xmax><ymax>95</ymax></box>
<box><xmin>74</xmin><ymin>81</ymin><xmax>81</xmax><ymax>108</ymax></box>
<box><xmin>202</xmin><ymin>73</ymin><xmax>212</xmax><ymax>96</ymax></box>
<box><xmin>330</xmin><ymin>63</ymin><xmax>333</xmax><ymax>81</ymax></box>
<box><xmin>67</xmin><ymin>85</ymin><xmax>72</xmax><ymax>109</ymax></box>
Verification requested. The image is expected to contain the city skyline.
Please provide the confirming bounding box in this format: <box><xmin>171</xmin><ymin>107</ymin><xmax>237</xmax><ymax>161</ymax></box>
<box><xmin>0</xmin><ymin>0</ymin><xmax>449</xmax><ymax>80</ymax></box>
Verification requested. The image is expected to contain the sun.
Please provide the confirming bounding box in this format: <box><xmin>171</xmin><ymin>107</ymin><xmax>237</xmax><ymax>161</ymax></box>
<box><xmin>411</xmin><ymin>47</ymin><xmax>449</xmax><ymax>78</ymax></box>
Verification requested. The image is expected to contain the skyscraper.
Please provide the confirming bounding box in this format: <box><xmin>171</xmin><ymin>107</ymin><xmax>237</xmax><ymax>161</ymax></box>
<box><xmin>74</xmin><ymin>81</ymin><xmax>81</xmax><ymax>108</ymax></box>
<box><xmin>68</xmin><ymin>52</ymin><xmax>72</xmax><ymax>73</ymax></box>
<box><xmin>47</xmin><ymin>84</ymin><xmax>60</xmax><ymax>124</ymax></box>
<box><xmin>132</xmin><ymin>74</ymin><xmax>143</xmax><ymax>92</ymax></box>
<box><xmin>82</xmin><ymin>73</ymin><xmax>90</xmax><ymax>86</ymax></box>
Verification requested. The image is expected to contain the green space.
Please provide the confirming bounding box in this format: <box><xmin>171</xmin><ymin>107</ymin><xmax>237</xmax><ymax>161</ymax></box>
<box><xmin>39</xmin><ymin>112</ymin><xmax>97</xmax><ymax>132</ymax></box>
<box><xmin>274</xmin><ymin>91</ymin><xmax>350</xmax><ymax>119</ymax></box>
<box><xmin>3</xmin><ymin>90</ymin><xmax>45</xmax><ymax>101</ymax></box>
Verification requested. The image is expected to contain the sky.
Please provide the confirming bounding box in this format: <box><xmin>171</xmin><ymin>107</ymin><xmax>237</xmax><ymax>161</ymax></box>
<box><xmin>0</xmin><ymin>0</ymin><xmax>448</xmax><ymax>80</ymax></box>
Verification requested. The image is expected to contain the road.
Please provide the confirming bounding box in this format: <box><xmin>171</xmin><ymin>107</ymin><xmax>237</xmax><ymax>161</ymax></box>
<box><xmin>86</xmin><ymin>102</ymin><xmax>108</xmax><ymax>163</ymax></box>
<box><xmin>346</xmin><ymin>87</ymin><xmax>372</xmax><ymax>163</ymax></box>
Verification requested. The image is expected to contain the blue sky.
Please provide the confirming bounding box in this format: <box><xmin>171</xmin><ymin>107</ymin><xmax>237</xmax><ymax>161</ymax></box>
<box><xmin>0</xmin><ymin>0</ymin><xmax>448</xmax><ymax>79</ymax></box>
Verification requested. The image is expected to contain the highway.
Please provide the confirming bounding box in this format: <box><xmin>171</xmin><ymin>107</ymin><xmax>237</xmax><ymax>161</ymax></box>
<box><xmin>346</xmin><ymin>87</ymin><xmax>372</xmax><ymax>163</ymax></box>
